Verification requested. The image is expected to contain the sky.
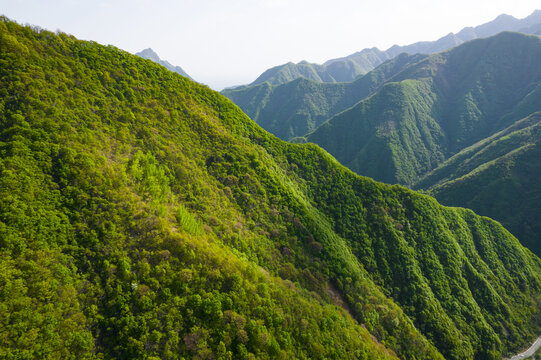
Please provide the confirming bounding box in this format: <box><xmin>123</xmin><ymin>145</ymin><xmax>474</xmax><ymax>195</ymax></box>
<box><xmin>1</xmin><ymin>0</ymin><xmax>540</xmax><ymax>90</ymax></box>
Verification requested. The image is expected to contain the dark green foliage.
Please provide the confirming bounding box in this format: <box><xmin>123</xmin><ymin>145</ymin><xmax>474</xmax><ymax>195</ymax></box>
<box><xmin>307</xmin><ymin>32</ymin><xmax>541</xmax><ymax>186</ymax></box>
<box><xmin>1</xmin><ymin>17</ymin><xmax>541</xmax><ymax>360</ymax></box>
<box><xmin>222</xmin><ymin>53</ymin><xmax>426</xmax><ymax>140</ymax></box>
<box><xmin>419</xmin><ymin>112</ymin><xmax>541</xmax><ymax>256</ymax></box>
<box><xmin>307</xmin><ymin>78</ymin><xmax>446</xmax><ymax>185</ymax></box>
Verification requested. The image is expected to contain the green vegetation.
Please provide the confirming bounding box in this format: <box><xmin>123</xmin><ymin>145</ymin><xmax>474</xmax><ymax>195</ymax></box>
<box><xmin>222</xmin><ymin>53</ymin><xmax>426</xmax><ymax>140</ymax></box>
<box><xmin>304</xmin><ymin>32</ymin><xmax>541</xmax><ymax>258</ymax></box>
<box><xmin>306</xmin><ymin>32</ymin><xmax>541</xmax><ymax>184</ymax></box>
<box><xmin>307</xmin><ymin>77</ymin><xmax>445</xmax><ymax>185</ymax></box>
<box><xmin>1</xmin><ymin>17</ymin><xmax>541</xmax><ymax>360</ymax></box>
<box><xmin>418</xmin><ymin>112</ymin><xmax>541</xmax><ymax>256</ymax></box>
<box><xmin>246</xmin><ymin>48</ymin><xmax>392</xmax><ymax>87</ymax></box>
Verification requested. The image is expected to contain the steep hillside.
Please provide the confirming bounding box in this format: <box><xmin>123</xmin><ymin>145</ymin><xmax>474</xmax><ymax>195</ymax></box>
<box><xmin>136</xmin><ymin>47</ymin><xmax>192</xmax><ymax>80</ymax></box>
<box><xmin>1</xmin><ymin>18</ymin><xmax>541</xmax><ymax>360</ymax></box>
<box><xmin>307</xmin><ymin>32</ymin><xmax>541</xmax><ymax>186</ymax></box>
<box><xmin>416</xmin><ymin>112</ymin><xmax>541</xmax><ymax>256</ymax></box>
<box><xmin>222</xmin><ymin>53</ymin><xmax>426</xmax><ymax>140</ymax></box>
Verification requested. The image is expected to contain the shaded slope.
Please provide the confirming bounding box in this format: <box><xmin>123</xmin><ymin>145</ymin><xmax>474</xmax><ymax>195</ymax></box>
<box><xmin>1</xmin><ymin>18</ymin><xmax>541</xmax><ymax>360</ymax></box>
<box><xmin>306</xmin><ymin>78</ymin><xmax>444</xmax><ymax>185</ymax></box>
<box><xmin>418</xmin><ymin>112</ymin><xmax>541</xmax><ymax>256</ymax></box>
<box><xmin>222</xmin><ymin>53</ymin><xmax>426</xmax><ymax>140</ymax></box>
<box><xmin>307</xmin><ymin>32</ymin><xmax>541</xmax><ymax>185</ymax></box>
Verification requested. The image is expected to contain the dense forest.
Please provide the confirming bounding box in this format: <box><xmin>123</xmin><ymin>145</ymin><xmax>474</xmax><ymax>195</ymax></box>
<box><xmin>303</xmin><ymin>32</ymin><xmax>541</xmax><ymax>257</ymax></box>
<box><xmin>417</xmin><ymin>112</ymin><xmax>541</xmax><ymax>256</ymax></box>
<box><xmin>1</xmin><ymin>17</ymin><xmax>541</xmax><ymax>360</ymax></box>
<box><xmin>222</xmin><ymin>53</ymin><xmax>426</xmax><ymax>140</ymax></box>
<box><xmin>305</xmin><ymin>32</ymin><xmax>541</xmax><ymax>185</ymax></box>
<box><xmin>223</xmin><ymin>19</ymin><xmax>541</xmax><ymax>261</ymax></box>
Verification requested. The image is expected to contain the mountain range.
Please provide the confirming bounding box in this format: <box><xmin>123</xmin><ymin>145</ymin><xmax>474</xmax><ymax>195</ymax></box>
<box><xmin>222</xmin><ymin>11</ymin><xmax>541</xmax><ymax>142</ymax></box>
<box><xmin>222</xmin><ymin>53</ymin><xmax>426</xmax><ymax>140</ymax></box>
<box><xmin>302</xmin><ymin>32</ymin><xmax>541</xmax><ymax>258</ymax></box>
<box><xmin>136</xmin><ymin>47</ymin><xmax>192</xmax><ymax>80</ymax></box>
<box><xmin>2</xmin><ymin>16</ymin><xmax>541</xmax><ymax>360</ymax></box>
<box><xmin>222</xmin><ymin>11</ymin><xmax>541</xmax><ymax>261</ymax></box>
<box><xmin>240</xmin><ymin>10</ymin><xmax>541</xmax><ymax>87</ymax></box>
<box><xmin>417</xmin><ymin>111</ymin><xmax>541</xmax><ymax>256</ymax></box>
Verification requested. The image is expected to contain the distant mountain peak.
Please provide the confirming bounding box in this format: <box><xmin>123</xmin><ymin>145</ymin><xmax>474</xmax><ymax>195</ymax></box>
<box><xmin>494</xmin><ymin>13</ymin><xmax>517</xmax><ymax>20</ymax></box>
<box><xmin>135</xmin><ymin>48</ymin><xmax>193</xmax><ymax>80</ymax></box>
<box><xmin>137</xmin><ymin>48</ymin><xmax>160</xmax><ymax>62</ymax></box>
<box><xmin>525</xmin><ymin>9</ymin><xmax>541</xmax><ymax>24</ymax></box>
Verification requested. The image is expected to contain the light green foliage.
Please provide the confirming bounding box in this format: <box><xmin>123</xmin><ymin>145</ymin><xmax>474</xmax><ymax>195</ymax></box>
<box><xmin>0</xmin><ymin>18</ymin><xmax>540</xmax><ymax>360</ymax></box>
<box><xmin>176</xmin><ymin>204</ymin><xmax>202</xmax><ymax>235</ymax></box>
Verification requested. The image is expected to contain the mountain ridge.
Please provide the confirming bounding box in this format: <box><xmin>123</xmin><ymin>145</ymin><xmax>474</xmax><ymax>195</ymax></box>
<box><xmin>239</xmin><ymin>10</ymin><xmax>541</xmax><ymax>88</ymax></box>
<box><xmin>417</xmin><ymin>111</ymin><xmax>541</xmax><ymax>256</ymax></box>
<box><xmin>301</xmin><ymin>31</ymin><xmax>541</xmax><ymax>258</ymax></box>
<box><xmin>306</xmin><ymin>31</ymin><xmax>541</xmax><ymax>184</ymax></box>
<box><xmin>222</xmin><ymin>53</ymin><xmax>428</xmax><ymax>140</ymax></box>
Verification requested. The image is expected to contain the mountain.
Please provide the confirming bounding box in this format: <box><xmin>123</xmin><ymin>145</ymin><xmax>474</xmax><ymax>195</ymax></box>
<box><xmin>222</xmin><ymin>53</ymin><xmax>427</xmax><ymax>140</ymax></box>
<box><xmin>250</xmin><ymin>48</ymin><xmax>392</xmax><ymax>86</ymax></box>
<box><xmin>222</xmin><ymin>11</ymin><xmax>541</xmax><ymax>140</ymax></box>
<box><xmin>385</xmin><ymin>11</ymin><xmax>541</xmax><ymax>57</ymax></box>
<box><xmin>249</xmin><ymin>60</ymin><xmax>335</xmax><ymax>85</ymax></box>
<box><xmin>2</xmin><ymin>17</ymin><xmax>541</xmax><ymax>360</ymax></box>
<box><xmin>237</xmin><ymin>10</ymin><xmax>541</xmax><ymax>88</ymax></box>
<box><xmin>306</xmin><ymin>32</ymin><xmax>541</xmax><ymax>185</ymax></box>
<box><xmin>305</xmin><ymin>31</ymin><xmax>541</xmax><ymax>258</ymax></box>
<box><xmin>136</xmin><ymin>47</ymin><xmax>192</xmax><ymax>79</ymax></box>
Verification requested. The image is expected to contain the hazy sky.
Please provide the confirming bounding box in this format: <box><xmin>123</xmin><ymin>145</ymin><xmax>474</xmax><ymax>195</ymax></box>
<box><xmin>1</xmin><ymin>0</ymin><xmax>540</xmax><ymax>89</ymax></box>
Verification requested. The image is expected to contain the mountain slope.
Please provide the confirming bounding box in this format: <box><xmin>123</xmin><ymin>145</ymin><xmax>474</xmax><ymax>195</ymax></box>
<box><xmin>307</xmin><ymin>32</ymin><xmax>541</xmax><ymax>186</ymax></box>
<box><xmin>238</xmin><ymin>10</ymin><xmax>541</xmax><ymax>87</ymax></box>
<box><xmin>136</xmin><ymin>47</ymin><xmax>192</xmax><ymax>80</ymax></box>
<box><xmin>1</xmin><ymin>17</ymin><xmax>541</xmax><ymax>360</ymax></box>
<box><xmin>222</xmin><ymin>53</ymin><xmax>427</xmax><ymax>140</ymax></box>
<box><xmin>416</xmin><ymin>112</ymin><xmax>541</xmax><ymax>256</ymax></box>
<box><xmin>249</xmin><ymin>60</ymin><xmax>336</xmax><ymax>85</ymax></box>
